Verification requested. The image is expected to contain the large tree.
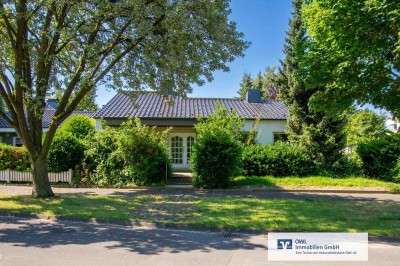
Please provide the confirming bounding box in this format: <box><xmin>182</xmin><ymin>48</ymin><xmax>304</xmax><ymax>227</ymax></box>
<box><xmin>346</xmin><ymin>109</ymin><xmax>387</xmax><ymax>145</ymax></box>
<box><xmin>302</xmin><ymin>0</ymin><xmax>400</xmax><ymax>117</ymax></box>
<box><xmin>0</xmin><ymin>0</ymin><xmax>248</xmax><ymax>198</ymax></box>
<box><xmin>278</xmin><ymin>0</ymin><xmax>346</xmax><ymax>166</ymax></box>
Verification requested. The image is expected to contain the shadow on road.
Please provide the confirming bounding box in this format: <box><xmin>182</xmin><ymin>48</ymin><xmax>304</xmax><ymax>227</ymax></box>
<box><xmin>0</xmin><ymin>216</ymin><xmax>266</xmax><ymax>255</ymax></box>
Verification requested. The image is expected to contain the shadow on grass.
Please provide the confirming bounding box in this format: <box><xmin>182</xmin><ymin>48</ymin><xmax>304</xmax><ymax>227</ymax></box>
<box><xmin>129</xmin><ymin>196</ymin><xmax>400</xmax><ymax>239</ymax></box>
<box><xmin>0</xmin><ymin>193</ymin><xmax>399</xmax><ymax>256</ymax></box>
<box><xmin>107</xmin><ymin>188</ymin><xmax>400</xmax><ymax>204</ymax></box>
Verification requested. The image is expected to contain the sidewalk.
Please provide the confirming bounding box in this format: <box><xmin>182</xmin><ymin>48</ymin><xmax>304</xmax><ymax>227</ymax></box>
<box><xmin>0</xmin><ymin>184</ymin><xmax>399</xmax><ymax>202</ymax></box>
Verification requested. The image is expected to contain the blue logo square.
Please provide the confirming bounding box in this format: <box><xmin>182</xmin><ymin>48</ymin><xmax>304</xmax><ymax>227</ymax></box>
<box><xmin>277</xmin><ymin>239</ymin><xmax>293</xmax><ymax>250</ymax></box>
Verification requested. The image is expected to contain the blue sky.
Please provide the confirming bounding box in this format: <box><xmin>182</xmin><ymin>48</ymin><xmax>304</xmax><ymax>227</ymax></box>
<box><xmin>96</xmin><ymin>0</ymin><xmax>293</xmax><ymax>107</ymax></box>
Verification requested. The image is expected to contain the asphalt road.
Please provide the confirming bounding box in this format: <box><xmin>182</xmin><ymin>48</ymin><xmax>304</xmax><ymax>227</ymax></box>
<box><xmin>0</xmin><ymin>216</ymin><xmax>399</xmax><ymax>266</ymax></box>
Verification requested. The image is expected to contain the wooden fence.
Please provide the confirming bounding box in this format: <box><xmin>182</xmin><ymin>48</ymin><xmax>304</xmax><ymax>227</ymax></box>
<box><xmin>0</xmin><ymin>169</ymin><xmax>73</xmax><ymax>184</ymax></box>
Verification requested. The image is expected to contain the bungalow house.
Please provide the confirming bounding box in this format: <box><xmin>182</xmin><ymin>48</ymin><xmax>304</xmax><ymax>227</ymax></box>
<box><xmin>95</xmin><ymin>90</ymin><xmax>288</xmax><ymax>170</ymax></box>
<box><xmin>0</xmin><ymin>99</ymin><xmax>95</xmax><ymax>146</ymax></box>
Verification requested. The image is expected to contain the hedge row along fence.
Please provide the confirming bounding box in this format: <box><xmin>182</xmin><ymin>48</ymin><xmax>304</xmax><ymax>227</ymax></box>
<box><xmin>0</xmin><ymin>169</ymin><xmax>73</xmax><ymax>184</ymax></box>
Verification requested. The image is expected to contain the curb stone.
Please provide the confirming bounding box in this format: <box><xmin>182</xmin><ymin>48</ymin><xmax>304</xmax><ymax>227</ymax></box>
<box><xmin>0</xmin><ymin>211</ymin><xmax>265</xmax><ymax>235</ymax></box>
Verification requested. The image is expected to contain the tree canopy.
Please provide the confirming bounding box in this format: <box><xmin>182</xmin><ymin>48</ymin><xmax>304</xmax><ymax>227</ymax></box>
<box><xmin>302</xmin><ymin>0</ymin><xmax>400</xmax><ymax>117</ymax></box>
<box><xmin>345</xmin><ymin>109</ymin><xmax>387</xmax><ymax>145</ymax></box>
<box><xmin>278</xmin><ymin>0</ymin><xmax>346</xmax><ymax>168</ymax></box>
<box><xmin>0</xmin><ymin>0</ymin><xmax>248</xmax><ymax>197</ymax></box>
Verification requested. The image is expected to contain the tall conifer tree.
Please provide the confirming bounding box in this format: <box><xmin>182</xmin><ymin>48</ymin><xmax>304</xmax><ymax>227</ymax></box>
<box><xmin>278</xmin><ymin>0</ymin><xmax>346</xmax><ymax>167</ymax></box>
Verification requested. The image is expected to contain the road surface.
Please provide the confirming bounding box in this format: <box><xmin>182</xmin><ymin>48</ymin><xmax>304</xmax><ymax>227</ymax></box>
<box><xmin>0</xmin><ymin>216</ymin><xmax>399</xmax><ymax>266</ymax></box>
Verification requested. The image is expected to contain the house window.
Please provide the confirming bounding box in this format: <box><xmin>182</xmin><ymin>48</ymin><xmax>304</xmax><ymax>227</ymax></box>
<box><xmin>170</xmin><ymin>136</ymin><xmax>183</xmax><ymax>164</ymax></box>
<box><xmin>13</xmin><ymin>137</ymin><xmax>23</xmax><ymax>147</ymax></box>
<box><xmin>273</xmin><ymin>133</ymin><xmax>288</xmax><ymax>143</ymax></box>
<box><xmin>186</xmin><ymin>136</ymin><xmax>195</xmax><ymax>164</ymax></box>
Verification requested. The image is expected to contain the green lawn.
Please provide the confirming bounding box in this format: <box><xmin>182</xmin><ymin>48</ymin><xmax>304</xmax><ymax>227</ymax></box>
<box><xmin>0</xmin><ymin>194</ymin><xmax>399</xmax><ymax>237</ymax></box>
<box><xmin>233</xmin><ymin>176</ymin><xmax>400</xmax><ymax>192</ymax></box>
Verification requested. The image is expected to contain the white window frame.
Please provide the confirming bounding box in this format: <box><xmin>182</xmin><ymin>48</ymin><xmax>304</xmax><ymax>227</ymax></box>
<box><xmin>13</xmin><ymin>136</ymin><xmax>23</xmax><ymax>146</ymax></box>
<box><xmin>169</xmin><ymin>133</ymin><xmax>196</xmax><ymax>169</ymax></box>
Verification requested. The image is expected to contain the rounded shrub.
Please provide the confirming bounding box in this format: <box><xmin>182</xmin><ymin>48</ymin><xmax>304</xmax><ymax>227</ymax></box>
<box><xmin>241</xmin><ymin>142</ymin><xmax>315</xmax><ymax>177</ymax></box>
<box><xmin>47</xmin><ymin>132</ymin><xmax>85</xmax><ymax>172</ymax></box>
<box><xmin>60</xmin><ymin>115</ymin><xmax>95</xmax><ymax>140</ymax></box>
<box><xmin>0</xmin><ymin>143</ymin><xmax>30</xmax><ymax>171</ymax></box>
<box><xmin>357</xmin><ymin>133</ymin><xmax>400</xmax><ymax>181</ymax></box>
<box><xmin>191</xmin><ymin>128</ymin><xmax>242</xmax><ymax>188</ymax></box>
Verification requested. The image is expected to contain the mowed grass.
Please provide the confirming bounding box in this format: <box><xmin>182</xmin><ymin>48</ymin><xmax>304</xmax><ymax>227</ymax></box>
<box><xmin>0</xmin><ymin>194</ymin><xmax>136</xmax><ymax>221</ymax></box>
<box><xmin>233</xmin><ymin>176</ymin><xmax>400</xmax><ymax>191</ymax></box>
<box><xmin>0</xmin><ymin>194</ymin><xmax>399</xmax><ymax>237</ymax></box>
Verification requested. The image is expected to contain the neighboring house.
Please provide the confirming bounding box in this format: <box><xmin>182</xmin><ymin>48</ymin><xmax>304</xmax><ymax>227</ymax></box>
<box><xmin>0</xmin><ymin>99</ymin><xmax>95</xmax><ymax>146</ymax></box>
<box><xmin>95</xmin><ymin>90</ymin><xmax>288</xmax><ymax>170</ymax></box>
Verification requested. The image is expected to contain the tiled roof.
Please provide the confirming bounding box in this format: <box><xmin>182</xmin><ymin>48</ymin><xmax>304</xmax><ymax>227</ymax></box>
<box><xmin>95</xmin><ymin>93</ymin><xmax>288</xmax><ymax>120</ymax></box>
<box><xmin>0</xmin><ymin>109</ymin><xmax>96</xmax><ymax>129</ymax></box>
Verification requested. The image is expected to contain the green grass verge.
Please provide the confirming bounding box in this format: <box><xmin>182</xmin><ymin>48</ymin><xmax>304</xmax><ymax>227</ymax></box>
<box><xmin>0</xmin><ymin>194</ymin><xmax>399</xmax><ymax>237</ymax></box>
<box><xmin>233</xmin><ymin>176</ymin><xmax>399</xmax><ymax>190</ymax></box>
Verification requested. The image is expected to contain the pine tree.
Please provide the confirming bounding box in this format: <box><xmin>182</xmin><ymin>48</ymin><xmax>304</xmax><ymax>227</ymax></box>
<box><xmin>263</xmin><ymin>66</ymin><xmax>279</xmax><ymax>100</ymax></box>
<box><xmin>253</xmin><ymin>72</ymin><xmax>265</xmax><ymax>93</ymax></box>
<box><xmin>237</xmin><ymin>68</ymin><xmax>280</xmax><ymax>100</ymax></box>
<box><xmin>237</xmin><ymin>72</ymin><xmax>254</xmax><ymax>99</ymax></box>
<box><xmin>278</xmin><ymin>0</ymin><xmax>346</xmax><ymax>167</ymax></box>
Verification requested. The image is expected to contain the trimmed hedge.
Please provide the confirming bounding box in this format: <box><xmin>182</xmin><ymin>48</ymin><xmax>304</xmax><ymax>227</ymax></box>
<box><xmin>60</xmin><ymin>115</ymin><xmax>95</xmax><ymax>140</ymax></box>
<box><xmin>47</xmin><ymin>133</ymin><xmax>85</xmax><ymax>173</ymax></box>
<box><xmin>191</xmin><ymin>128</ymin><xmax>242</xmax><ymax>188</ymax></box>
<box><xmin>241</xmin><ymin>142</ymin><xmax>315</xmax><ymax>177</ymax></box>
<box><xmin>0</xmin><ymin>143</ymin><xmax>30</xmax><ymax>171</ymax></box>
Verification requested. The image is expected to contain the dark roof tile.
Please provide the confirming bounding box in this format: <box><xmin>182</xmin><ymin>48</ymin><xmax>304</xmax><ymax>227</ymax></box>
<box><xmin>95</xmin><ymin>93</ymin><xmax>288</xmax><ymax>120</ymax></box>
<box><xmin>0</xmin><ymin>109</ymin><xmax>96</xmax><ymax>129</ymax></box>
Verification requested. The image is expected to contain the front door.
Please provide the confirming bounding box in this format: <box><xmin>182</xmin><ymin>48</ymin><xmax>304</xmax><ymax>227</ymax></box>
<box><xmin>170</xmin><ymin>133</ymin><xmax>196</xmax><ymax>170</ymax></box>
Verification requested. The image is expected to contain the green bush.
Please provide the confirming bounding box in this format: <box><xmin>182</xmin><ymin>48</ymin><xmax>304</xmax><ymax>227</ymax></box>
<box><xmin>0</xmin><ymin>143</ymin><xmax>30</xmax><ymax>171</ymax></box>
<box><xmin>391</xmin><ymin>157</ymin><xmax>400</xmax><ymax>183</ymax></box>
<box><xmin>317</xmin><ymin>154</ymin><xmax>363</xmax><ymax>178</ymax></box>
<box><xmin>85</xmin><ymin>128</ymin><xmax>120</xmax><ymax>172</ymax></box>
<box><xmin>191</xmin><ymin>128</ymin><xmax>242</xmax><ymax>188</ymax></box>
<box><xmin>47</xmin><ymin>133</ymin><xmax>85</xmax><ymax>172</ymax></box>
<box><xmin>357</xmin><ymin>133</ymin><xmax>400</xmax><ymax>181</ymax></box>
<box><xmin>60</xmin><ymin>115</ymin><xmax>95</xmax><ymax>140</ymax></box>
<box><xmin>85</xmin><ymin>120</ymin><xmax>171</xmax><ymax>187</ymax></box>
<box><xmin>91</xmin><ymin>149</ymin><xmax>130</xmax><ymax>187</ymax></box>
<box><xmin>119</xmin><ymin>118</ymin><xmax>171</xmax><ymax>185</ymax></box>
<box><xmin>84</xmin><ymin>128</ymin><xmax>128</xmax><ymax>186</ymax></box>
<box><xmin>241</xmin><ymin>142</ymin><xmax>315</xmax><ymax>177</ymax></box>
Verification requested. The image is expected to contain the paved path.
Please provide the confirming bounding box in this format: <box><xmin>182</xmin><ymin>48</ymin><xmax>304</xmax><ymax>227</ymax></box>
<box><xmin>0</xmin><ymin>216</ymin><xmax>399</xmax><ymax>266</ymax></box>
<box><xmin>0</xmin><ymin>185</ymin><xmax>399</xmax><ymax>202</ymax></box>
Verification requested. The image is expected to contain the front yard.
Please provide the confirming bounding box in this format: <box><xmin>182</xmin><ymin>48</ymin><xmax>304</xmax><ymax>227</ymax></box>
<box><xmin>233</xmin><ymin>176</ymin><xmax>400</xmax><ymax>193</ymax></box>
<box><xmin>0</xmin><ymin>194</ymin><xmax>399</xmax><ymax>237</ymax></box>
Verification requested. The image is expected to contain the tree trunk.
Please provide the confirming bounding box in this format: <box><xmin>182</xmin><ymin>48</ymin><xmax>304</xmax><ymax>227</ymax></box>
<box><xmin>31</xmin><ymin>156</ymin><xmax>54</xmax><ymax>198</ymax></box>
